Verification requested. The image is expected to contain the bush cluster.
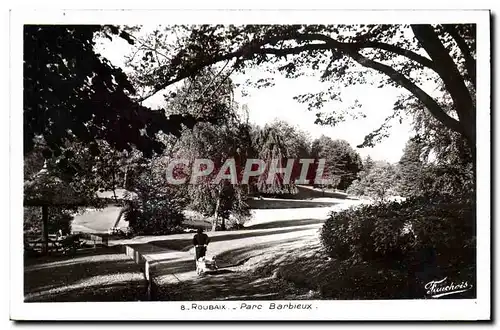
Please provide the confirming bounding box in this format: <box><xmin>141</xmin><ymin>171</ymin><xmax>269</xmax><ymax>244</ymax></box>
<box><xmin>320</xmin><ymin>194</ymin><xmax>475</xmax><ymax>269</ymax></box>
<box><xmin>124</xmin><ymin>195</ymin><xmax>186</xmax><ymax>236</ymax></box>
<box><xmin>123</xmin><ymin>171</ymin><xmax>188</xmax><ymax>236</ymax></box>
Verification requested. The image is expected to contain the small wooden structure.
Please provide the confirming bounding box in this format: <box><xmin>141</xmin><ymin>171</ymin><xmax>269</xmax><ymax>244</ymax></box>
<box><xmin>24</xmin><ymin>165</ymin><xmax>97</xmax><ymax>255</ymax></box>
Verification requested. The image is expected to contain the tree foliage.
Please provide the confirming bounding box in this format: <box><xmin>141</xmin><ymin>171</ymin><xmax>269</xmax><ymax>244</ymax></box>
<box><xmin>347</xmin><ymin>160</ymin><xmax>398</xmax><ymax>202</ymax></box>
<box><xmin>311</xmin><ymin>136</ymin><xmax>362</xmax><ymax>190</ymax></box>
<box><xmin>24</xmin><ymin>25</ymin><xmax>198</xmax><ymax>162</ymax></box>
<box><xmin>266</xmin><ymin>120</ymin><xmax>311</xmax><ymax>159</ymax></box>
<box><xmin>125</xmin><ymin>24</ymin><xmax>476</xmax><ymax>153</ymax></box>
<box><xmin>24</xmin><ymin>206</ymin><xmax>73</xmax><ymax>236</ymax></box>
<box><xmin>123</xmin><ymin>157</ymin><xmax>187</xmax><ymax>235</ymax></box>
<box><xmin>249</xmin><ymin>120</ymin><xmax>310</xmax><ymax>195</ymax></box>
<box><xmin>397</xmin><ymin>135</ymin><xmax>473</xmax><ymax>198</ymax></box>
<box><xmin>320</xmin><ymin>194</ymin><xmax>475</xmax><ymax>298</ymax></box>
<box><xmin>162</xmin><ymin>67</ymin><xmax>240</xmax><ymax>126</ymax></box>
<box><xmin>173</xmin><ymin>122</ymin><xmax>251</xmax><ymax>230</ymax></box>
<box><xmin>397</xmin><ymin>138</ymin><xmax>432</xmax><ymax>197</ymax></box>
<box><xmin>23</xmin><ymin>25</ymin><xmax>206</xmax><ymax>244</ymax></box>
<box><xmin>397</xmin><ymin>93</ymin><xmax>474</xmax><ymax>198</ymax></box>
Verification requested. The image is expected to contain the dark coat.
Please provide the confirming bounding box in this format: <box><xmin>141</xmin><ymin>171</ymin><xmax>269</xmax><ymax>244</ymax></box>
<box><xmin>193</xmin><ymin>233</ymin><xmax>210</xmax><ymax>246</ymax></box>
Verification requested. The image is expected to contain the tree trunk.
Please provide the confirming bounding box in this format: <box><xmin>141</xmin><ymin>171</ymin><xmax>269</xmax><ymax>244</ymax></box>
<box><xmin>112</xmin><ymin>170</ymin><xmax>118</xmax><ymax>202</ymax></box>
<box><xmin>113</xmin><ymin>207</ymin><xmax>126</xmax><ymax>228</ymax></box>
<box><xmin>41</xmin><ymin>205</ymin><xmax>49</xmax><ymax>255</ymax></box>
<box><xmin>123</xmin><ymin>167</ymin><xmax>128</xmax><ymax>188</ymax></box>
<box><xmin>211</xmin><ymin>217</ymin><xmax>218</xmax><ymax>232</ymax></box>
<box><xmin>212</xmin><ymin>193</ymin><xmax>221</xmax><ymax>232</ymax></box>
<box><xmin>411</xmin><ymin>24</ymin><xmax>476</xmax><ymax>147</ymax></box>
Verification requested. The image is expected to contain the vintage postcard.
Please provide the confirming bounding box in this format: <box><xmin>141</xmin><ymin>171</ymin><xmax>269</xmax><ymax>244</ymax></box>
<box><xmin>9</xmin><ymin>8</ymin><xmax>491</xmax><ymax>321</ymax></box>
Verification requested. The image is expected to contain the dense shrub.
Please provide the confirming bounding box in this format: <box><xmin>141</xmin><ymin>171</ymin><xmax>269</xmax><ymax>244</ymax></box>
<box><xmin>123</xmin><ymin>170</ymin><xmax>188</xmax><ymax>236</ymax></box>
<box><xmin>346</xmin><ymin>162</ymin><xmax>399</xmax><ymax>201</ymax></box>
<box><xmin>319</xmin><ymin>194</ymin><xmax>475</xmax><ymax>298</ymax></box>
<box><xmin>24</xmin><ymin>206</ymin><xmax>73</xmax><ymax>235</ymax></box>
<box><xmin>320</xmin><ymin>195</ymin><xmax>475</xmax><ymax>267</ymax></box>
<box><xmin>124</xmin><ymin>196</ymin><xmax>186</xmax><ymax>235</ymax></box>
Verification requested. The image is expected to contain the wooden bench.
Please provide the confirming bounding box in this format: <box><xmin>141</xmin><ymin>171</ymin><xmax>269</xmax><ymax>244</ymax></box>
<box><xmin>25</xmin><ymin>234</ymin><xmax>84</xmax><ymax>256</ymax></box>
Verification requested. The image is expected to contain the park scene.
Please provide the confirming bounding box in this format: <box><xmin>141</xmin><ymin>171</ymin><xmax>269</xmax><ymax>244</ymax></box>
<box><xmin>23</xmin><ymin>23</ymin><xmax>476</xmax><ymax>302</ymax></box>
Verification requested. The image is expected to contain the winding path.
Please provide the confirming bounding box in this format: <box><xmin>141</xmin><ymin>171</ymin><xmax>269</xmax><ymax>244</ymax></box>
<box><xmin>112</xmin><ymin>198</ymin><xmax>366</xmax><ymax>300</ymax></box>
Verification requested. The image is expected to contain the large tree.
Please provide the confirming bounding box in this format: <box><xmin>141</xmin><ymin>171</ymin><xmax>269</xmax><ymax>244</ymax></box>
<box><xmin>174</xmin><ymin>122</ymin><xmax>250</xmax><ymax>231</ymax></box>
<box><xmin>267</xmin><ymin>120</ymin><xmax>311</xmax><ymax>159</ymax></box>
<box><xmin>159</xmin><ymin>70</ymin><xmax>251</xmax><ymax>231</ymax></box>
<box><xmin>250</xmin><ymin>120</ymin><xmax>311</xmax><ymax>195</ymax></box>
<box><xmin>397</xmin><ymin>137</ymin><xmax>434</xmax><ymax>197</ymax></box>
<box><xmin>23</xmin><ymin>25</ymin><xmax>200</xmax><ymax>253</ymax></box>
<box><xmin>397</xmin><ymin>135</ymin><xmax>473</xmax><ymax>199</ymax></box>
<box><xmin>347</xmin><ymin>161</ymin><xmax>398</xmax><ymax>202</ymax></box>
<box><xmin>311</xmin><ymin>136</ymin><xmax>363</xmax><ymax>190</ymax></box>
<box><xmin>24</xmin><ymin>25</ymin><xmax>198</xmax><ymax>161</ymax></box>
<box><xmin>396</xmin><ymin>86</ymin><xmax>474</xmax><ymax>199</ymax></box>
<box><xmin>125</xmin><ymin>24</ymin><xmax>476</xmax><ymax>156</ymax></box>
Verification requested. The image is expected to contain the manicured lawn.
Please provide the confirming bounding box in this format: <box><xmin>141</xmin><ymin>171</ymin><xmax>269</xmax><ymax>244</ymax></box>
<box><xmin>71</xmin><ymin>206</ymin><xmax>124</xmax><ymax>233</ymax></box>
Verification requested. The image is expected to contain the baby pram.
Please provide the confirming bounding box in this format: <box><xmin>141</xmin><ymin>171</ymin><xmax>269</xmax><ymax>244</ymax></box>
<box><xmin>195</xmin><ymin>244</ymin><xmax>218</xmax><ymax>275</ymax></box>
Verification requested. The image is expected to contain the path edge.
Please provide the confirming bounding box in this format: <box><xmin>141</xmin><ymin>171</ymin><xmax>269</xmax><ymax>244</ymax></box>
<box><xmin>121</xmin><ymin>244</ymin><xmax>161</xmax><ymax>301</ymax></box>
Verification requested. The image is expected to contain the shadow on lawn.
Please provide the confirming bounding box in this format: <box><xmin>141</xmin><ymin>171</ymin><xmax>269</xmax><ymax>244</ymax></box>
<box><xmin>295</xmin><ymin>186</ymin><xmax>348</xmax><ymax>199</ymax></box>
<box><xmin>24</xmin><ymin>246</ymin><xmax>126</xmax><ymax>266</ymax></box>
<box><xmin>149</xmin><ymin>225</ymin><xmax>318</xmax><ymax>252</ymax></box>
<box><xmin>205</xmin><ymin>269</ymin><xmax>235</xmax><ymax>275</ymax></box>
<box><xmin>26</xmin><ymin>280</ymin><xmax>147</xmax><ymax>302</ymax></box>
<box><xmin>155</xmin><ymin>261</ymin><xmax>236</xmax><ymax>277</ymax></box>
<box><xmin>150</xmin><ymin>237</ymin><xmax>306</xmax><ymax>276</ymax></box>
<box><xmin>155</xmin><ymin>236</ymin><xmax>317</xmax><ymax>301</ymax></box>
<box><xmin>214</xmin><ymin>237</ymin><xmax>306</xmax><ymax>266</ymax></box>
<box><xmin>24</xmin><ymin>248</ymin><xmax>147</xmax><ymax>302</ymax></box>
<box><xmin>156</xmin><ymin>270</ymin><xmax>297</xmax><ymax>301</ymax></box>
<box><xmin>247</xmin><ymin>199</ymin><xmax>339</xmax><ymax>209</ymax></box>
<box><xmin>252</xmin><ymin>186</ymin><xmax>348</xmax><ymax>201</ymax></box>
<box><xmin>245</xmin><ymin>218</ymin><xmax>325</xmax><ymax>230</ymax></box>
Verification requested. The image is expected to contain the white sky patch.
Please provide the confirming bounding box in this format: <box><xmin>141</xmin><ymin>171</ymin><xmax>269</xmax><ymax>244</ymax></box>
<box><xmin>95</xmin><ymin>29</ymin><xmax>415</xmax><ymax>163</ymax></box>
<box><xmin>231</xmin><ymin>71</ymin><xmax>414</xmax><ymax>163</ymax></box>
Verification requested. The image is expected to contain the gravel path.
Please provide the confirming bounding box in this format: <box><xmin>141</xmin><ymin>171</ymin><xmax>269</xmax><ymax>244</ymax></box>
<box><xmin>156</xmin><ymin>268</ymin><xmax>312</xmax><ymax>301</ymax></box>
<box><xmin>154</xmin><ymin>237</ymin><xmax>320</xmax><ymax>301</ymax></box>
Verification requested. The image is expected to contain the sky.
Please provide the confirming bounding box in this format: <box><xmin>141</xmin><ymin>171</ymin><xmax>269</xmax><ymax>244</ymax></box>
<box><xmin>96</xmin><ymin>30</ymin><xmax>415</xmax><ymax>163</ymax></box>
<box><xmin>230</xmin><ymin>72</ymin><xmax>414</xmax><ymax>163</ymax></box>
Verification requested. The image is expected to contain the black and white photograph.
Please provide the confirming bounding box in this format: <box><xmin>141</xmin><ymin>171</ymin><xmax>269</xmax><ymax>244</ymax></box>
<box><xmin>9</xmin><ymin>8</ymin><xmax>491</xmax><ymax>321</ymax></box>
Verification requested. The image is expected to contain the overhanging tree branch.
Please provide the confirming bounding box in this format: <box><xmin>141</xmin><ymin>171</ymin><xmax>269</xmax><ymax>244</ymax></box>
<box><xmin>260</xmin><ymin>43</ymin><xmax>332</xmax><ymax>56</ymax></box>
<box><xmin>356</xmin><ymin>40</ymin><xmax>435</xmax><ymax>69</ymax></box>
<box><xmin>277</xmin><ymin>32</ymin><xmax>436</xmax><ymax>70</ymax></box>
<box><xmin>297</xmin><ymin>33</ymin><xmax>435</xmax><ymax>69</ymax></box>
<box><xmin>137</xmin><ymin>45</ymin><xmax>258</xmax><ymax>103</ymax></box>
<box><xmin>346</xmin><ymin>50</ymin><xmax>465</xmax><ymax>136</ymax></box>
<box><xmin>138</xmin><ymin>31</ymin><xmax>437</xmax><ymax>103</ymax></box>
